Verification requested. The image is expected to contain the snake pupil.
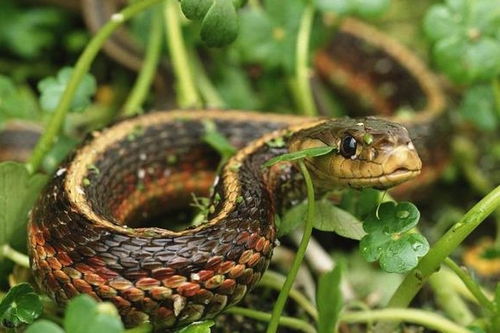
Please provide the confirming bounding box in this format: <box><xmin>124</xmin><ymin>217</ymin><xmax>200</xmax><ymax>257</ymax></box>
<box><xmin>341</xmin><ymin>135</ymin><xmax>357</xmax><ymax>158</ymax></box>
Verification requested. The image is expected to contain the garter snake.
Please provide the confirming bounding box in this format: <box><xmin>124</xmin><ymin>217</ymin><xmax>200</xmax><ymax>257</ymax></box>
<box><xmin>18</xmin><ymin>1</ymin><xmax>446</xmax><ymax>330</ymax></box>
<box><xmin>28</xmin><ymin>110</ymin><xmax>422</xmax><ymax>329</ymax></box>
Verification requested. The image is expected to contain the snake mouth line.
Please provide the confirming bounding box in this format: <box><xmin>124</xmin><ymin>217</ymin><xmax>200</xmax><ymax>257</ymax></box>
<box><xmin>334</xmin><ymin>168</ymin><xmax>422</xmax><ymax>189</ymax></box>
<box><xmin>337</xmin><ymin>168</ymin><xmax>421</xmax><ymax>181</ymax></box>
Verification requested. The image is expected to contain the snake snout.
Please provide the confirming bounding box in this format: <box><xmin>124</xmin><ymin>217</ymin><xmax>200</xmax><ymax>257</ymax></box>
<box><xmin>379</xmin><ymin>143</ymin><xmax>422</xmax><ymax>187</ymax></box>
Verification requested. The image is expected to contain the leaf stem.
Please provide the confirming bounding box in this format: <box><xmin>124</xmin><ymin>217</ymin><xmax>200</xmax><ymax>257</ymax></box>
<box><xmin>294</xmin><ymin>1</ymin><xmax>317</xmax><ymax>116</ymax></box>
<box><xmin>227</xmin><ymin>307</ymin><xmax>316</xmax><ymax>333</ymax></box>
<box><xmin>259</xmin><ymin>271</ymin><xmax>318</xmax><ymax>320</ymax></box>
<box><xmin>26</xmin><ymin>0</ymin><xmax>164</xmax><ymax>174</ymax></box>
<box><xmin>266</xmin><ymin>160</ymin><xmax>315</xmax><ymax>333</ymax></box>
<box><xmin>341</xmin><ymin>309</ymin><xmax>471</xmax><ymax>333</ymax></box>
<box><xmin>122</xmin><ymin>8</ymin><xmax>163</xmax><ymax>117</ymax></box>
<box><xmin>188</xmin><ymin>49</ymin><xmax>226</xmax><ymax>108</ymax></box>
<box><xmin>386</xmin><ymin>185</ymin><xmax>500</xmax><ymax>309</ymax></box>
<box><xmin>1</xmin><ymin>244</ymin><xmax>30</xmax><ymax>268</ymax></box>
<box><xmin>163</xmin><ymin>0</ymin><xmax>201</xmax><ymax>108</ymax></box>
<box><xmin>443</xmin><ymin>257</ymin><xmax>495</xmax><ymax>313</ymax></box>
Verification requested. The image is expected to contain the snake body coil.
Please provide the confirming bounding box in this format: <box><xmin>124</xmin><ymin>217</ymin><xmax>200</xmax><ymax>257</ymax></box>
<box><xmin>28</xmin><ymin>110</ymin><xmax>421</xmax><ymax>329</ymax></box>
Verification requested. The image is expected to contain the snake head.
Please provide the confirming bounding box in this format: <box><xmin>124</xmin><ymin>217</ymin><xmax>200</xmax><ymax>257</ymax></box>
<box><xmin>289</xmin><ymin>117</ymin><xmax>422</xmax><ymax>190</ymax></box>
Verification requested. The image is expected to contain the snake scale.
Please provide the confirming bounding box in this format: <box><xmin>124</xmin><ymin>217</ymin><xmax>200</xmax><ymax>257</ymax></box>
<box><xmin>28</xmin><ymin>110</ymin><xmax>422</xmax><ymax>329</ymax></box>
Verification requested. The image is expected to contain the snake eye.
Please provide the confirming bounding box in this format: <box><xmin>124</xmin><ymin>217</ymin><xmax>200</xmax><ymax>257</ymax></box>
<box><xmin>340</xmin><ymin>135</ymin><xmax>357</xmax><ymax>158</ymax></box>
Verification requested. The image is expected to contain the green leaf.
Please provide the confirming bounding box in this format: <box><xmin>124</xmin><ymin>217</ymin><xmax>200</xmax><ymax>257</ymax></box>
<box><xmin>0</xmin><ymin>2</ymin><xmax>63</xmax><ymax>59</ymax></box>
<box><xmin>280</xmin><ymin>199</ymin><xmax>365</xmax><ymax>239</ymax></box>
<box><xmin>0</xmin><ymin>283</ymin><xmax>42</xmax><ymax>328</ymax></box>
<box><xmin>316</xmin><ymin>264</ymin><xmax>343</xmax><ymax>333</ymax></box>
<box><xmin>202</xmin><ymin>120</ymin><xmax>237</xmax><ymax>162</ymax></box>
<box><xmin>0</xmin><ymin>162</ymin><xmax>47</xmax><ymax>247</ymax></box>
<box><xmin>181</xmin><ymin>0</ymin><xmax>212</xmax><ymax>20</ymax></box>
<box><xmin>64</xmin><ymin>295</ymin><xmax>124</xmax><ymax>333</ymax></box>
<box><xmin>359</xmin><ymin>201</ymin><xmax>429</xmax><ymax>273</ymax></box>
<box><xmin>214</xmin><ymin>66</ymin><xmax>260</xmax><ymax>109</ymax></box>
<box><xmin>0</xmin><ymin>76</ymin><xmax>41</xmax><ymax>124</ymax></box>
<box><xmin>201</xmin><ymin>0</ymin><xmax>239</xmax><ymax>47</ymax></box>
<box><xmin>38</xmin><ymin>67</ymin><xmax>97</xmax><ymax>113</ymax></box>
<box><xmin>459</xmin><ymin>84</ymin><xmax>498</xmax><ymax>131</ymax></box>
<box><xmin>26</xmin><ymin>320</ymin><xmax>65</xmax><ymax>333</ymax></box>
<box><xmin>264</xmin><ymin>146</ymin><xmax>335</xmax><ymax>167</ymax></box>
<box><xmin>177</xmin><ymin>320</ymin><xmax>215</xmax><ymax>333</ymax></box>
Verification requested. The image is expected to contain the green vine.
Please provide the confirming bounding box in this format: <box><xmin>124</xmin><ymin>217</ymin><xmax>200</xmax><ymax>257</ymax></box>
<box><xmin>266</xmin><ymin>160</ymin><xmax>315</xmax><ymax>333</ymax></box>
<box><xmin>163</xmin><ymin>0</ymin><xmax>201</xmax><ymax>108</ymax></box>
<box><xmin>443</xmin><ymin>257</ymin><xmax>495</xmax><ymax>313</ymax></box>
<box><xmin>294</xmin><ymin>1</ymin><xmax>317</xmax><ymax>116</ymax></box>
<box><xmin>122</xmin><ymin>9</ymin><xmax>163</xmax><ymax>117</ymax></box>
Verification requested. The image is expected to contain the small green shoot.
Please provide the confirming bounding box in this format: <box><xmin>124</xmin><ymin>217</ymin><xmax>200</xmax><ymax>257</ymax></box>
<box><xmin>177</xmin><ymin>320</ymin><xmax>215</xmax><ymax>333</ymax></box>
<box><xmin>360</xmin><ymin>202</ymin><xmax>429</xmax><ymax>273</ymax></box>
<box><xmin>264</xmin><ymin>146</ymin><xmax>335</xmax><ymax>167</ymax></box>
<box><xmin>0</xmin><ymin>283</ymin><xmax>42</xmax><ymax>328</ymax></box>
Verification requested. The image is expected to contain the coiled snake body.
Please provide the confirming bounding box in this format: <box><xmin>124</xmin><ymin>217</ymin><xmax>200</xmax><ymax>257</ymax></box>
<box><xmin>28</xmin><ymin>110</ymin><xmax>421</xmax><ymax>329</ymax></box>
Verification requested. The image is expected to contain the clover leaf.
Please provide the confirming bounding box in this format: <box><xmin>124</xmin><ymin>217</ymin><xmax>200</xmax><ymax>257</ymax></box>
<box><xmin>459</xmin><ymin>84</ymin><xmax>498</xmax><ymax>131</ymax></box>
<box><xmin>0</xmin><ymin>283</ymin><xmax>42</xmax><ymax>328</ymax></box>
<box><xmin>423</xmin><ymin>0</ymin><xmax>500</xmax><ymax>84</ymax></box>
<box><xmin>359</xmin><ymin>202</ymin><xmax>429</xmax><ymax>273</ymax></box>
<box><xmin>38</xmin><ymin>67</ymin><xmax>96</xmax><ymax>113</ymax></box>
<box><xmin>236</xmin><ymin>0</ymin><xmax>304</xmax><ymax>73</ymax></box>
<box><xmin>64</xmin><ymin>295</ymin><xmax>123</xmax><ymax>333</ymax></box>
<box><xmin>180</xmin><ymin>0</ymin><xmax>245</xmax><ymax>47</ymax></box>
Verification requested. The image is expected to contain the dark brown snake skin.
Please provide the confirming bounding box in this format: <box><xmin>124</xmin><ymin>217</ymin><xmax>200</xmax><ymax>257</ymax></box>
<box><xmin>28</xmin><ymin>110</ymin><xmax>422</xmax><ymax>330</ymax></box>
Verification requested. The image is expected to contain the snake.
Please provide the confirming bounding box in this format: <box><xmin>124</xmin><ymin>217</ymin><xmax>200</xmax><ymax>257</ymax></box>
<box><xmin>28</xmin><ymin>109</ymin><xmax>422</xmax><ymax>329</ymax></box>
<box><xmin>17</xmin><ymin>1</ymin><xmax>448</xmax><ymax>330</ymax></box>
